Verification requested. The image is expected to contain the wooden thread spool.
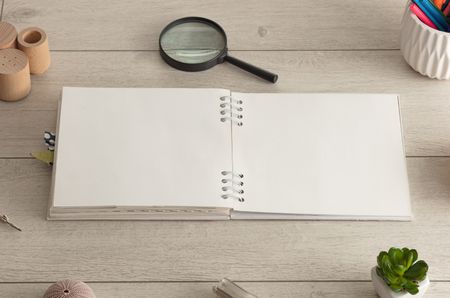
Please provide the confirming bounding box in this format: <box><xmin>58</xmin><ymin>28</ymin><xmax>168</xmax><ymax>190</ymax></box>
<box><xmin>0</xmin><ymin>48</ymin><xmax>31</xmax><ymax>102</ymax></box>
<box><xmin>0</xmin><ymin>21</ymin><xmax>18</xmax><ymax>49</ymax></box>
<box><xmin>17</xmin><ymin>27</ymin><xmax>51</xmax><ymax>74</ymax></box>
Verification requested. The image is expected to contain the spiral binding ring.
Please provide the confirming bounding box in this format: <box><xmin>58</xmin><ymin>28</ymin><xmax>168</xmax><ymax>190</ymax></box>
<box><xmin>221</xmin><ymin>171</ymin><xmax>244</xmax><ymax>178</ymax></box>
<box><xmin>221</xmin><ymin>179</ymin><xmax>244</xmax><ymax>186</ymax></box>
<box><xmin>221</xmin><ymin>171</ymin><xmax>244</xmax><ymax>202</ymax></box>
<box><xmin>222</xmin><ymin>186</ymin><xmax>244</xmax><ymax>194</ymax></box>
<box><xmin>219</xmin><ymin>96</ymin><xmax>243</xmax><ymax>126</ymax></box>
<box><xmin>219</xmin><ymin>103</ymin><xmax>243</xmax><ymax>111</ymax></box>
<box><xmin>220</xmin><ymin>96</ymin><xmax>243</xmax><ymax>104</ymax></box>
<box><xmin>221</xmin><ymin>194</ymin><xmax>245</xmax><ymax>202</ymax></box>
<box><xmin>220</xmin><ymin>117</ymin><xmax>243</xmax><ymax>126</ymax></box>
<box><xmin>220</xmin><ymin>109</ymin><xmax>243</xmax><ymax>117</ymax></box>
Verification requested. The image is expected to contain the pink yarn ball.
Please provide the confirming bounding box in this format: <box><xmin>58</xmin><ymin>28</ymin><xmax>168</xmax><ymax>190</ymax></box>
<box><xmin>43</xmin><ymin>280</ymin><xmax>96</xmax><ymax>298</ymax></box>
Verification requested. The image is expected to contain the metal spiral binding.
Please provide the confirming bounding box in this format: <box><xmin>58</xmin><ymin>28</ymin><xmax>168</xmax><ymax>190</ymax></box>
<box><xmin>221</xmin><ymin>171</ymin><xmax>244</xmax><ymax>202</ymax></box>
<box><xmin>219</xmin><ymin>96</ymin><xmax>243</xmax><ymax>126</ymax></box>
<box><xmin>219</xmin><ymin>96</ymin><xmax>244</xmax><ymax>202</ymax></box>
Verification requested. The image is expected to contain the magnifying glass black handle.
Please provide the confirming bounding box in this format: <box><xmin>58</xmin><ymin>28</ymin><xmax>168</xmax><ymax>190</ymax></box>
<box><xmin>225</xmin><ymin>55</ymin><xmax>278</xmax><ymax>83</ymax></box>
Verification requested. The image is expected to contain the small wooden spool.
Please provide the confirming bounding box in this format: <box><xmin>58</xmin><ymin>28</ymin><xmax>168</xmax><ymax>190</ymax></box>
<box><xmin>0</xmin><ymin>48</ymin><xmax>31</xmax><ymax>101</ymax></box>
<box><xmin>17</xmin><ymin>27</ymin><xmax>51</xmax><ymax>74</ymax></box>
<box><xmin>0</xmin><ymin>21</ymin><xmax>18</xmax><ymax>49</ymax></box>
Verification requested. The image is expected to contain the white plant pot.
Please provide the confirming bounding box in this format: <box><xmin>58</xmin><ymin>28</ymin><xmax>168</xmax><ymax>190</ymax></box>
<box><xmin>400</xmin><ymin>2</ymin><xmax>450</xmax><ymax>79</ymax></box>
<box><xmin>371</xmin><ymin>267</ymin><xmax>430</xmax><ymax>298</ymax></box>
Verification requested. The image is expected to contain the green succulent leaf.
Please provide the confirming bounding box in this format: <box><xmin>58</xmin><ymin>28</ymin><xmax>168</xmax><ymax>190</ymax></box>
<box><xmin>377</xmin><ymin>251</ymin><xmax>388</xmax><ymax>268</ymax></box>
<box><xmin>404</xmin><ymin>280</ymin><xmax>419</xmax><ymax>295</ymax></box>
<box><xmin>389</xmin><ymin>283</ymin><xmax>404</xmax><ymax>292</ymax></box>
<box><xmin>381</xmin><ymin>255</ymin><xmax>397</xmax><ymax>279</ymax></box>
<box><xmin>404</xmin><ymin>260</ymin><xmax>429</xmax><ymax>281</ymax></box>
<box><xmin>410</xmin><ymin>249</ymin><xmax>418</xmax><ymax>263</ymax></box>
<box><xmin>393</xmin><ymin>264</ymin><xmax>407</xmax><ymax>276</ymax></box>
<box><xmin>404</xmin><ymin>250</ymin><xmax>415</xmax><ymax>268</ymax></box>
<box><xmin>376</xmin><ymin>266</ymin><xmax>383</xmax><ymax>277</ymax></box>
<box><xmin>388</xmin><ymin>248</ymin><xmax>404</xmax><ymax>265</ymax></box>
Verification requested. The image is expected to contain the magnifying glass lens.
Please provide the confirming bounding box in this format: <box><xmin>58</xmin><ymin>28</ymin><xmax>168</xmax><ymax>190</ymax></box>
<box><xmin>160</xmin><ymin>22</ymin><xmax>226</xmax><ymax>64</ymax></box>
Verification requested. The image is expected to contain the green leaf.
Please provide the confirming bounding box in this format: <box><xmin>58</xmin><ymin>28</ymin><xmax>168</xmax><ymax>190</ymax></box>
<box><xmin>388</xmin><ymin>247</ymin><xmax>404</xmax><ymax>265</ymax></box>
<box><xmin>393</xmin><ymin>264</ymin><xmax>407</xmax><ymax>275</ymax></box>
<box><xmin>410</xmin><ymin>249</ymin><xmax>418</xmax><ymax>264</ymax></box>
<box><xmin>376</xmin><ymin>266</ymin><xmax>384</xmax><ymax>278</ymax></box>
<box><xmin>404</xmin><ymin>250</ymin><xmax>415</xmax><ymax>269</ymax></box>
<box><xmin>376</xmin><ymin>266</ymin><xmax>382</xmax><ymax>275</ymax></box>
<box><xmin>377</xmin><ymin>251</ymin><xmax>388</xmax><ymax>268</ymax></box>
<box><xmin>404</xmin><ymin>280</ymin><xmax>419</xmax><ymax>295</ymax></box>
<box><xmin>389</xmin><ymin>283</ymin><xmax>404</xmax><ymax>292</ymax></box>
<box><xmin>381</xmin><ymin>255</ymin><xmax>397</xmax><ymax>278</ymax></box>
<box><xmin>30</xmin><ymin>151</ymin><xmax>54</xmax><ymax>166</ymax></box>
<box><xmin>397</xmin><ymin>276</ymin><xmax>408</xmax><ymax>287</ymax></box>
<box><xmin>404</xmin><ymin>260</ymin><xmax>428</xmax><ymax>281</ymax></box>
<box><xmin>401</xmin><ymin>248</ymin><xmax>411</xmax><ymax>266</ymax></box>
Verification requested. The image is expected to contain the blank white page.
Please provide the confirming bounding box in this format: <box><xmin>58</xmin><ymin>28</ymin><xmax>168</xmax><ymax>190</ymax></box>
<box><xmin>231</xmin><ymin>93</ymin><xmax>411</xmax><ymax>219</ymax></box>
<box><xmin>52</xmin><ymin>87</ymin><xmax>233</xmax><ymax>208</ymax></box>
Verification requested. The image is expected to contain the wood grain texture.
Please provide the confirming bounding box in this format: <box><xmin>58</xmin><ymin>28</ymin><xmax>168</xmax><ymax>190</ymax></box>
<box><xmin>2</xmin><ymin>0</ymin><xmax>406</xmax><ymax>51</ymax></box>
<box><xmin>0</xmin><ymin>0</ymin><xmax>4</xmax><ymax>21</ymax></box>
<box><xmin>0</xmin><ymin>20</ymin><xmax>17</xmax><ymax>49</ymax></box>
<box><xmin>0</xmin><ymin>158</ymin><xmax>449</xmax><ymax>282</ymax></box>
<box><xmin>2</xmin><ymin>282</ymin><xmax>450</xmax><ymax>298</ymax></box>
<box><xmin>1</xmin><ymin>51</ymin><xmax>450</xmax><ymax>157</ymax></box>
<box><xmin>1</xmin><ymin>0</ymin><xmax>448</xmax><ymax>294</ymax></box>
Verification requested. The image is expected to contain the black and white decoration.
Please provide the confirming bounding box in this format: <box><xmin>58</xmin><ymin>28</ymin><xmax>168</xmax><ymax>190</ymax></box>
<box><xmin>44</xmin><ymin>131</ymin><xmax>56</xmax><ymax>151</ymax></box>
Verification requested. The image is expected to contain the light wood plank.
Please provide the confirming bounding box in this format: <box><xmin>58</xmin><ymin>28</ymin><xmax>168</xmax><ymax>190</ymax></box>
<box><xmin>1</xmin><ymin>0</ymin><xmax>4</xmax><ymax>21</ymax></box>
<box><xmin>1</xmin><ymin>281</ymin><xmax>450</xmax><ymax>298</ymax></box>
<box><xmin>3</xmin><ymin>0</ymin><xmax>406</xmax><ymax>51</ymax></box>
<box><xmin>0</xmin><ymin>51</ymin><xmax>450</xmax><ymax>157</ymax></box>
<box><xmin>0</xmin><ymin>157</ymin><xmax>449</xmax><ymax>282</ymax></box>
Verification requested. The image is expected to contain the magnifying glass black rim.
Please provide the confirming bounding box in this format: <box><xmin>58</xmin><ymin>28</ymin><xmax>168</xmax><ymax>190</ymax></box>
<box><xmin>159</xmin><ymin>16</ymin><xmax>228</xmax><ymax>72</ymax></box>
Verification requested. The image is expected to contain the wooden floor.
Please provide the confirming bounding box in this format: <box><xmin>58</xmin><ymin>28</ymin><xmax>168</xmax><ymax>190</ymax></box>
<box><xmin>1</xmin><ymin>0</ymin><xmax>450</xmax><ymax>297</ymax></box>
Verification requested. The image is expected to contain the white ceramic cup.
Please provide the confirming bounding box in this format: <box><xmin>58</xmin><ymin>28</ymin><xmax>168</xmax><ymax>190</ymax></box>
<box><xmin>400</xmin><ymin>2</ymin><xmax>450</xmax><ymax>79</ymax></box>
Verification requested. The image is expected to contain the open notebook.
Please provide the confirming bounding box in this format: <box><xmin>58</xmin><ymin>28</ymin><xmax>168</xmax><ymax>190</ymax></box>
<box><xmin>48</xmin><ymin>87</ymin><xmax>411</xmax><ymax>220</ymax></box>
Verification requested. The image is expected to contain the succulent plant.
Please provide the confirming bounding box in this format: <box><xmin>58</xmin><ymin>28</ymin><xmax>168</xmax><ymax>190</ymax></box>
<box><xmin>376</xmin><ymin>247</ymin><xmax>428</xmax><ymax>295</ymax></box>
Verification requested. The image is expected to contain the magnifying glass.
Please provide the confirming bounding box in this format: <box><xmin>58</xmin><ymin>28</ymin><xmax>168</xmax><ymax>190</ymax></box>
<box><xmin>159</xmin><ymin>17</ymin><xmax>278</xmax><ymax>83</ymax></box>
